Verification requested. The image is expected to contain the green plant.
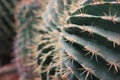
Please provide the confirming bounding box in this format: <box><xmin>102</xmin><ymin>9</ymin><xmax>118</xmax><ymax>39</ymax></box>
<box><xmin>35</xmin><ymin>0</ymin><xmax>120</xmax><ymax>80</ymax></box>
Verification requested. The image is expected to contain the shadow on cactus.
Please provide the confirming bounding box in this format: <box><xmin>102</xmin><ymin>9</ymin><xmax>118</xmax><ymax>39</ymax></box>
<box><xmin>33</xmin><ymin>0</ymin><xmax>120</xmax><ymax>80</ymax></box>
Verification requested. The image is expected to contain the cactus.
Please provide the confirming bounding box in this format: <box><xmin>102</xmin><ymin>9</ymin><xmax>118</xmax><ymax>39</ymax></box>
<box><xmin>35</xmin><ymin>0</ymin><xmax>120</xmax><ymax>80</ymax></box>
<box><xmin>14</xmin><ymin>0</ymin><xmax>41</xmax><ymax>55</ymax></box>
<box><xmin>13</xmin><ymin>0</ymin><xmax>50</xmax><ymax>80</ymax></box>
<box><xmin>13</xmin><ymin>0</ymin><xmax>42</xmax><ymax>80</ymax></box>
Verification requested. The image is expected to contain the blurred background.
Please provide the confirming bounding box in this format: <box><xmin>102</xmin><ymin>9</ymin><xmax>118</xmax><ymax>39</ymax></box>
<box><xmin>0</xmin><ymin>0</ymin><xmax>40</xmax><ymax>80</ymax></box>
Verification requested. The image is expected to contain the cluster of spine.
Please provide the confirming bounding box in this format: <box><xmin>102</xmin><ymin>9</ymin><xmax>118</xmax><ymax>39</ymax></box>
<box><xmin>35</xmin><ymin>0</ymin><xmax>120</xmax><ymax>80</ymax></box>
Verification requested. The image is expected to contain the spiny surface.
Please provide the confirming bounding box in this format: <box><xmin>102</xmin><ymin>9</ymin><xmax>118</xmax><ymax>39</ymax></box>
<box><xmin>35</xmin><ymin>0</ymin><xmax>120</xmax><ymax>80</ymax></box>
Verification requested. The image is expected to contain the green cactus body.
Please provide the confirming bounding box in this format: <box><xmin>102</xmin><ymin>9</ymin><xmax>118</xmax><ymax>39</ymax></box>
<box><xmin>36</xmin><ymin>0</ymin><xmax>120</xmax><ymax>80</ymax></box>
